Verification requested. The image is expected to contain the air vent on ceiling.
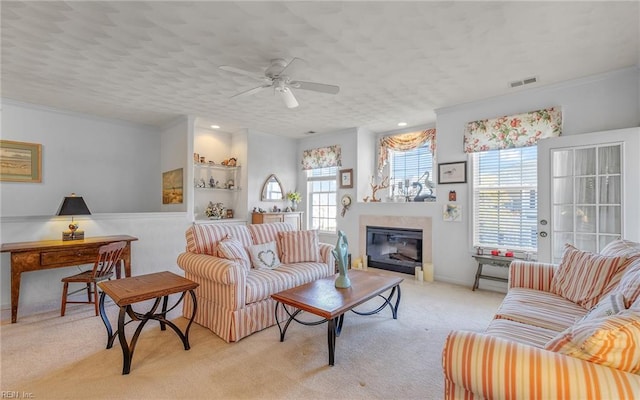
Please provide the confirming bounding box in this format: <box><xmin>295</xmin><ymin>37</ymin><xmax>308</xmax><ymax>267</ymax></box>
<box><xmin>509</xmin><ymin>76</ymin><xmax>538</xmax><ymax>88</ymax></box>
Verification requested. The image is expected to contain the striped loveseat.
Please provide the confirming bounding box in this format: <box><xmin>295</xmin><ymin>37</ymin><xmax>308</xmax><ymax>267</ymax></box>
<box><xmin>177</xmin><ymin>222</ymin><xmax>334</xmax><ymax>342</ymax></box>
<box><xmin>443</xmin><ymin>239</ymin><xmax>640</xmax><ymax>399</ymax></box>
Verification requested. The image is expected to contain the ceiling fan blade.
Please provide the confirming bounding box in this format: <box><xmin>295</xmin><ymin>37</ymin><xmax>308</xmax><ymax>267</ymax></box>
<box><xmin>278</xmin><ymin>87</ymin><xmax>299</xmax><ymax>108</ymax></box>
<box><xmin>219</xmin><ymin>65</ymin><xmax>265</xmax><ymax>81</ymax></box>
<box><xmin>290</xmin><ymin>80</ymin><xmax>340</xmax><ymax>95</ymax></box>
<box><xmin>231</xmin><ymin>85</ymin><xmax>271</xmax><ymax>98</ymax></box>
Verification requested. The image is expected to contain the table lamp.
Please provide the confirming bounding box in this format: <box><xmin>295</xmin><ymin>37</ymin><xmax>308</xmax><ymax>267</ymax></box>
<box><xmin>57</xmin><ymin>193</ymin><xmax>91</xmax><ymax>241</ymax></box>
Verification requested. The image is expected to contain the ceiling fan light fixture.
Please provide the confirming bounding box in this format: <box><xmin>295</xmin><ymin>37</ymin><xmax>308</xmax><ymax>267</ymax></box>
<box><xmin>397</xmin><ymin>122</ymin><xmax>408</xmax><ymax>127</ymax></box>
<box><xmin>278</xmin><ymin>86</ymin><xmax>299</xmax><ymax>108</ymax></box>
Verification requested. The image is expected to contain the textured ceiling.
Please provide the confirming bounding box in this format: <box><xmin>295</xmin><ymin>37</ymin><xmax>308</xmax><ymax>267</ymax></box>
<box><xmin>2</xmin><ymin>1</ymin><xmax>638</xmax><ymax>137</ymax></box>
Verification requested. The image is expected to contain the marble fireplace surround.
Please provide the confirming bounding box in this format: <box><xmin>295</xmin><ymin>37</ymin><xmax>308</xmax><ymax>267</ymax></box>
<box><xmin>359</xmin><ymin>214</ymin><xmax>433</xmax><ymax>269</ymax></box>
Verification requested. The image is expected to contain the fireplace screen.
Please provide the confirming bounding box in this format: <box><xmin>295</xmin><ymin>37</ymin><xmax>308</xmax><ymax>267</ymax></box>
<box><xmin>366</xmin><ymin>226</ymin><xmax>422</xmax><ymax>275</ymax></box>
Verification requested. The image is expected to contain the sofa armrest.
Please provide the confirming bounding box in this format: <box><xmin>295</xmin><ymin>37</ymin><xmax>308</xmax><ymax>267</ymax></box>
<box><xmin>177</xmin><ymin>252</ymin><xmax>246</xmax><ymax>285</ymax></box>
<box><xmin>509</xmin><ymin>260</ymin><xmax>557</xmax><ymax>291</ymax></box>
<box><xmin>319</xmin><ymin>243</ymin><xmax>335</xmax><ymax>269</ymax></box>
<box><xmin>442</xmin><ymin>330</ymin><xmax>640</xmax><ymax>400</ymax></box>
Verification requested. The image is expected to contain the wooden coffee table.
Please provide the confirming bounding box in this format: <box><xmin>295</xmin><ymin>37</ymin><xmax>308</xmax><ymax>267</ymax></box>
<box><xmin>98</xmin><ymin>271</ymin><xmax>198</xmax><ymax>374</ymax></box>
<box><xmin>271</xmin><ymin>269</ymin><xmax>403</xmax><ymax>366</ymax></box>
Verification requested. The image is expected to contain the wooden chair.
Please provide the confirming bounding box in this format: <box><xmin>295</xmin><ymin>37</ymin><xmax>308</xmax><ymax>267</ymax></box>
<box><xmin>60</xmin><ymin>241</ymin><xmax>127</xmax><ymax>317</ymax></box>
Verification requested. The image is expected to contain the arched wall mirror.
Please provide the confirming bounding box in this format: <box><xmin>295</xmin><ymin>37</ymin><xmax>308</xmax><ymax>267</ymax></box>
<box><xmin>261</xmin><ymin>174</ymin><xmax>284</xmax><ymax>201</ymax></box>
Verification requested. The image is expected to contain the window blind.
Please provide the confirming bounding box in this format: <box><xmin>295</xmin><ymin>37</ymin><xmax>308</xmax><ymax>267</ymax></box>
<box><xmin>473</xmin><ymin>146</ymin><xmax>537</xmax><ymax>251</ymax></box>
<box><xmin>390</xmin><ymin>144</ymin><xmax>433</xmax><ymax>191</ymax></box>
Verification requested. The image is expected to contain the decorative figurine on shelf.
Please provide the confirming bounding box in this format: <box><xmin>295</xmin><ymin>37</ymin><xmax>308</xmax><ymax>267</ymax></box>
<box><xmin>365</xmin><ymin>176</ymin><xmax>389</xmax><ymax>202</ymax></box>
<box><xmin>332</xmin><ymin>230</ymin><xmax>351</xmax><ymax>288</ymax></box>
<box><xmin>205</xmin><ymin>202</ymin><xmax>225</xmax><ymax>219</ymax></box>
<box><xmin>228</xmin><ymin>157</ymin><xmax>237</xmax><ymax>166</ymax></box>
<box><xmin>197</xmin><ymin>178</ymin><xmax>206</xmax><ymax>188</ymax></box>
<box><xmin>287</xmin><ymin>191</ymin><xmax>302</xmax><ymax>211</ymax></box>
<box><xmin>209</xmin><ymin>177</ymin><xmax>215</xmax><ymax>188</ymax></box>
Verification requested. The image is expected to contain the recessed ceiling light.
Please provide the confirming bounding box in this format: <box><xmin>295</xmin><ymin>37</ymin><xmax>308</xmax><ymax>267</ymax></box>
<box><xmin>397</xmin><ymin>122</ymin><xmax>407</xmax><ymax>127</ymax></box>
<box><xmin>210</xmin><ymin>125</ymin><xmax>220</xmax><ymax>129</ymax></box>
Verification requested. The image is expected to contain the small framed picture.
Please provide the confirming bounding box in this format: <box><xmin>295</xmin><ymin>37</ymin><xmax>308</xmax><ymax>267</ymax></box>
<box><xmin>438</xmin><ymin>161</ymin><xmax>467</xmax><ymax>184</ymax></box>
<box><xmin>339</xmin><ymin>168</ymin><xmax>353</xmax><ymax>188</ymax></box>
<box><xmin>0</xmin><ymin>140</ymin><xmax>42</xmax><ymax>183</ymax></box>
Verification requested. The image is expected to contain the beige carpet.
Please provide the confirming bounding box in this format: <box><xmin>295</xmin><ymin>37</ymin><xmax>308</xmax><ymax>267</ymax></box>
<box><xmin>0</xmin><ymin>270</ymin><xmax>504</xmax><ymax>399</ymax></box>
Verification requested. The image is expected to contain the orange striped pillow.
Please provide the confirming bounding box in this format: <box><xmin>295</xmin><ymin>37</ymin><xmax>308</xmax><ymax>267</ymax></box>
<box><xmin>545</xmin><ymin>309</ymin><xmax>640</xmax><ymax>374</ymax></box>
<box><xmin>550</xmin><ymin>244</ymin><xmax>628</xmax><ymax>309</ymax></box>
<box><xmin>278</xmin><ymin>230</ymin><xmax>320</xmax><ymax>264</ymax></box>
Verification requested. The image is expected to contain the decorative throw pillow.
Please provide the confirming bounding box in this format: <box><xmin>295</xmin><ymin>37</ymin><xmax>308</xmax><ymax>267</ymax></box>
<box><xmin>248</xmin><ymin>241</ymin><xmax>281</xmax><ymax>270</ymax></box>
<box><xmin>550</xmin><ymin>244</ymin><xmax>628</xmax><ymax>309</ymax></box>
<box><xmin>545</xmin><ymin>309</ymin><xmax>640</xmax><ymax>374</ymax></box>
<box><xmin>278</xmin><ymin>230</ymin><xmax>320</xmax><ymax>264</ymax></box>
<box><xmin>578</xmin><ymin>293</ymin><xmax>626</xmax><ymax>323</ymax></box>
<box><xmin>611</xmin><ymin>260</ymin><xmax>640</xmax><ymax>308</ymax></box>
<box><xmin>216</xmin><ymin>236</ymin><xmax>251</xmax><ymax>271</ymax></box>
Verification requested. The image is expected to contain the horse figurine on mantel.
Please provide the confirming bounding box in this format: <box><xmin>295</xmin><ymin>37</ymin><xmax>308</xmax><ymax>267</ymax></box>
<box><xmin>332</xmin><ymin>230</ymin><xmax>351</xmax><ymax>288</ymax></box>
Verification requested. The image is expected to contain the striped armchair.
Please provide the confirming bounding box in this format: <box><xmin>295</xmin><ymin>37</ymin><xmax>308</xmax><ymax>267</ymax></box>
<box><xmin>177</xmin><ymin>222</ymin><xmax>335</xmax><ymax>342</ymax></box>
<box><xmin>443</xmin><ymin>239</ymin><xmax>640</xmax><ymax>399</ymax></box>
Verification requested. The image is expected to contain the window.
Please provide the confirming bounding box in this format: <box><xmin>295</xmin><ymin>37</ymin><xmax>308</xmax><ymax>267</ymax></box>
<box><xmin>306</xmin><ymin>166</ymin><xmax>338</xmax><ymax>233</ymax></box>
<box><xmin>388</xmin><ymin>144</ymin><xmax>434</xmax><ymax>199</ymax></box>
<box><xmin>472</xmin><ymin>146</ymin><xmax>537</xmax><ymax>251</ymax></box>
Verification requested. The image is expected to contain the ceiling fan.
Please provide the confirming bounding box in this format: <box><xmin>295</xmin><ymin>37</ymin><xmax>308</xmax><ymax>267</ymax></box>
<box><xmin>219</xmin><ymin>58</ymin><xmax>340</xmax><ymax>109</ymax></box>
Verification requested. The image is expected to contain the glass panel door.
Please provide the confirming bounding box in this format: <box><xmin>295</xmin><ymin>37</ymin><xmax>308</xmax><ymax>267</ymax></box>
<box><xmin>549</xmin><ymin>144</ymin><xmax>622</xmax><ymax>262</ymax></box>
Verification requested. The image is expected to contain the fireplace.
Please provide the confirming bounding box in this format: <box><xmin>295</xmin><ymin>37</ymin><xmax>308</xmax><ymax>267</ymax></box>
<box><xmin>366</xmin><ymin>226</ymin><xmax>422</xmax><ymax>275</ymax></box>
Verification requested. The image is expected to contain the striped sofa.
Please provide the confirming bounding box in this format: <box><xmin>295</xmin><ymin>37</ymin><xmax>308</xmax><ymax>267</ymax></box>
<box><xmin>443</xmin><ymin>239</ymin><xmax>640</xmax><ymax>399</ymax></box>
<box><xmin>177</xmin><ymin>222</ymin><xmax>335</xmax><ymax>343</ymax></box>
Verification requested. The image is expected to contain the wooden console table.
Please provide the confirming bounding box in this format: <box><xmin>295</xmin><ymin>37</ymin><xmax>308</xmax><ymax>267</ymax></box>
<box><xmin>471</xmin><ymin>254</ymin><xmax>513</xmax><ymax>291</ymax></box>
<box><xmin>1</xmin><ymin>235</ymin><xmax>138</xmax><ymax>323</ymax></box>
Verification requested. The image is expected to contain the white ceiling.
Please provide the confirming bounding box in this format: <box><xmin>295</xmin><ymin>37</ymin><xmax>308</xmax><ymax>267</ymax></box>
<box><xmin>2</xmin><ymin>1</ymin><xmax>639</xmax><ymax>138</ymax></box>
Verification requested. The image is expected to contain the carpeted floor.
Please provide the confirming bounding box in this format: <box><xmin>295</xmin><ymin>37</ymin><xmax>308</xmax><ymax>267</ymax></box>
<box><xmin>0</xmin><ymin>270</ymin><xmax>505</xmax><ymax>399</ymax></box>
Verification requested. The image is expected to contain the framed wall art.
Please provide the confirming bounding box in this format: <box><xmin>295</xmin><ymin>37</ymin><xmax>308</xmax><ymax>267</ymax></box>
<box><xmin>162</xmin><ymin>168</ymin><xmax>184</xmax><ymax>204</ymax></box>
<box><xmin>438</xmin><ymin>161</ymin><xmax>467</xmax><ymax>184</ymax></box>
<box><xmin>339</xmin><ymin>168</ymin><xmax>353</xmax><ymax>188</ymax></box>
<box><xmin>0</xmin><ymin>140</ymin><xmax>42</xmax><ymax>183</ymax></box>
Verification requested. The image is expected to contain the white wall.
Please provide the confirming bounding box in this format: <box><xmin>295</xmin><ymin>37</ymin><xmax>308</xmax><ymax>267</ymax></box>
<box><xmin>247</xmin><ymin>130</ymin><xmax>297</xmax><ymax>217</ymax></box>
<box><xmin>1</xmin><ymin>100</ymin><xmax>162</xmax><ymax>215</ymax></box>
<box><xmin>160</xmin><ymin>116</ymin><xmax>189</xmax><ymax>212</ymax></box>
<box><xmin>433</xmin><ymin>66</ymin><xmax>640</xmax><ymax>289</ymax></box>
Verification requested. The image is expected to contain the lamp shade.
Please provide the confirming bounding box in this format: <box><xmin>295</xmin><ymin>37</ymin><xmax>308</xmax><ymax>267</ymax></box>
<box><xmin>57</xmin><ymin>194</ymin><xmax>91</xmax><ymax>216</ymax></box>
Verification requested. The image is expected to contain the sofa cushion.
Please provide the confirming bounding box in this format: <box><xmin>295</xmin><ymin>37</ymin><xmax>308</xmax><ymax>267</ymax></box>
<box><xmin>245</xmin><ymin>269</ymin><xmax>297</xmax><ymax>304</ymax></box>
<box><xmin>601</xmin><ymin>239</ymin><xmax>640</xmax><ymax>258</ymax></box>
<box><xmin>278</xmin><ymin>230</ymin><xmax>320</xmax><ymax>264</ymax></box>
<box><xmin>494</xmin><ymin>288</ymin><xmax>587</xmax><ymax>332</ymax></box>
<box><xmin>247</xmin><ymin>241</ymin><xmax>281</xmax><ymax>270</ymax></box>
<box><xmin>277</xmin><ymin>262</ymin><xmax>332</xmax><ymax>286</ymax></box>
<box><xmin>485</xmin><ymin>318</ymin><xmax>559</xmax><ymax>348</ymax></box>
<box><xmin>611</xmin><ymin>259</ymin><xmax>640</xmax><ymax>308</ymax></box>
<box><xmin>550</xmin><ymin>244</ymin><xmax>628</xmax><ymax>309</ymax></box>
<box><xmin>186</xmin><ymin>224</ymin><xmax>253</xmax><ymax>255</ymax></box>
<box><xmin>248</xmin><ymin>222</ymin><xmax>296</xmax><ymax>246</ymax></box>
<box><xmin>578</xmin><ymin>293</ymin><xmax>626</xmax><ymax>323</ymax></box>
<box><xmin>216</xmin><ymin>237</ymin><xmax>251</xmax><ymax>271</ymax></box>
<box><xmin>545</xmin><ymin>309</ymin><xmax>640</xmax><ymax>374</ymax></box>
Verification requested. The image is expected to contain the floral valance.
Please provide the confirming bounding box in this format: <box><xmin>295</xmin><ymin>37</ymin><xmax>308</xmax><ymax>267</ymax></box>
<box><xmin>463</xmin><ymin>107</ymin><xmax>562</xmax><ymax>153</ymax></box>
<box><xmin>301</xmin><ymin>145</ymin><xmax>342</xmax><ymax>170</ymax></box>
<box><xmin>378</xmin><ymin>129</ymin><xmax>436</xmax><ymax>173</ymax></box>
